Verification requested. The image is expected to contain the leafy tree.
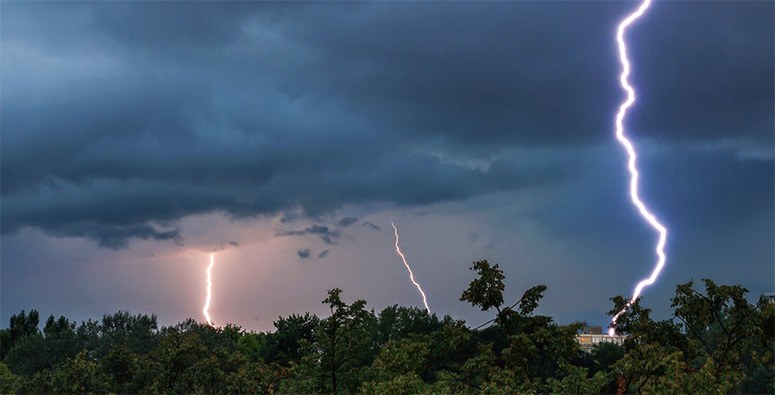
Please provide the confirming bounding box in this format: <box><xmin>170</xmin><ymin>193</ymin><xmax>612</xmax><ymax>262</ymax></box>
<box><xmin>672</xmin><ymin>279</ymin><xmax>759</xmax><ymax>379</ymax></box>
<box><xmin>576</xmin><ymin>341</ymin><xmax>626</xmax><ymax>392</ymax></box>
<box><xmin>360</xmin><ymin>337</ymin><xmax>433</xmax><ymax>393</ymax></box>
<box><xmin>151</xmin><ymin>329</ymin><xmax>227</xmax><ymax>393</ymax></box>
<box><xmin>44</xmin><ymin>315</ymin><xmax>74</xmax><ymax>335</ymax></box>
<box><xmin>740</xmin><ymin>295</ymin><xmax>775</xmax><ymax>393</ymax></box>
<box><xmin>361</xmin><ymin>372</ymin><xmax>427</xmax><ymax>393</ymax></box>
<box><xmin>2</xmin><ymin>274</ymin><xmax>771</xmax><ymax>394</ymax></box>
<box><xmin>167</xmin><ymin>318</ymin><xmax>242</xmax><ymax>355</ymax></box>
<box><xmin>502</xmin><ymin>322</ymin><xmax>581</xmax><ymax>384</ymax></box>
<box><xmin>237</xmin><ymin>332</ymin><xmax>267</xmax><ymax>363</ymax></box>
<box><xmin>98</xmin><ymin>311</ymin><xmax>159</xmax><ymax>356</ymax></box>
<box><xmin>226</xmin><ymin>353</ymin><xmax>285</xmax><ymax>394</ymax></box>
<box><xmin>461</xmin><ymin>260</ymin><xmax>505</xmax><ymax>312</ymax></box>
<box><xmin>367</xmin><ymin>338</ymin><xmax>430</xmax><ymax>377</ymax></box>
<box><xmin>461</xmin><ymin>258</ymin><xmax>579</xmax><ymax>390</ymax></box>
<box><xmin>128</xmin><ymin>354</ymin><xmax>159</xmax><ymax>393</ymax></box>
<box><xmin>0</xmin><ymin>330</ymin><xmax>9</xmax><ymax>362</ymax></box>
<box><xmin>9</xmin><ymin>310</ymin><xmax>40</xmax><ymax>340</ymax></box>
<box><xmin>20</xmin><ymin>369</ymin><xmax>55</xmax><ymax>394</ymax></box>
<box><xmin>589</xmin><ymin>342</ymin><xmax>625</xmax><ymax>375</ymax></box>
<box><xmin>375</xmin><ymin>305</ymin><xmax>444</xmax><ymax>345</ymax></box>
<box><xmin>299</xmin><ymin>288</ymin><xmax>377</xmax><ymax>394</ymax></box>
<box><xmin>461</xmin><ymin>260</ymin><xmax>548</xmax><ymax>332</ymax></box>
<box><xmin>49</xmin><ymin>351</ymin><xmax>110</xmax><ymax>394</ymax></box>
<box><xmin>74</xmin><ymin>319</ymin><xmax>102</xmax><ymax>357</ymax></box>
<box><xmin>42</xmin><ymin>315</ymin><xmax>81</xmax><ymax>368</ymax></box>
<box><xmin>1</xmin><ymin>310</ymin><xmax>40</xmax><ymax>360</ymax></box>
<box><xmin>423</xmin><ymin>320</ymin><xmax>479</xmax><ymax>385</ymax></box>
<box><xmin>607</xmin><ymin>296</ymin><xmax>688</xmax><ymax>354</ymax></box>
<box><xmin>261</xmin><ymin>313</ymin><xmax>319</xmax><ymax>366</ymax></box>
<box><xmin>613</xmin><ymin>343</ymin><xmax>685</xmax><ymax>393</ymax></box>
<box><xmin>607</xmin><ymin>279</ymin><xmax>772</xmax><ymax>394</ymax></box>
<box><xmin>4</xmin><ymin>333</ymin><xmax>50</xmax><ymax>375</ymax></box>
<box><xmin>545</xmin><ymin>365</ymin><xmax>609</xmax><ymax>394</ymax></box>
<box><xmin>100</xmin><ymin>343</ymin><xmax>135</xmax><ymax>393</ymax></box>
<box><xmin>0</xmin><ymin>362</ymin><xmax>21</xmax><ymax>393</ymax></box>
<box><xmin>455</xmin><ymin>343</ymin><xmax>500</xmax><ymax>392</ymax></box>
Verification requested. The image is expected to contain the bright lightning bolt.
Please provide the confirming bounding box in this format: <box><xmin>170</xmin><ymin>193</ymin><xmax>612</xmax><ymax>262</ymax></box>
<box><xmin>203</xmin><ymin>253</ymin><xmax>216</xmax><ymax>326</ymax></box>
<box><xmin>609</xmin><ymin>0</ymin><xmax>668</xmax><ymax>336</ymax></box>
<box><xmin>391</xmin><ymin>222</ymin><xmax>431</xmax><ymax>312</ymax></box>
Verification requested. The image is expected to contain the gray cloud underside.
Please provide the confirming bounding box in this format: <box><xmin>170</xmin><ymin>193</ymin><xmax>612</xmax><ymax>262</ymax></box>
<box><xmin>277</xmin><ymin>225</ymin><xmax>342</xmax><ymax>246</ymax></box>
<box><xmin>297</xmin><ymin>249</ymin><xmax>311</xmax><ymax>259</ymax></box>
<box><xmin>1</xmin><ymin>2</ymin><xmax>772</xmax><ymax>247</ymax></box>
<box><xmin>338</xmin><ymin>217</ymin><xmax>358</xmax><ymax>228</ymax></box>
<box><xmin>361</xmin><ymin>222</ymin><xmax>381</xmax><ymax>232</ymax></box>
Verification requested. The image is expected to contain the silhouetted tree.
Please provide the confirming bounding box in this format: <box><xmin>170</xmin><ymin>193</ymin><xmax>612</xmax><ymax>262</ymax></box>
<box><xmin>2</xmin><ymin>271</ymin><xmax>771</xmax><ymax>394</ymax></box>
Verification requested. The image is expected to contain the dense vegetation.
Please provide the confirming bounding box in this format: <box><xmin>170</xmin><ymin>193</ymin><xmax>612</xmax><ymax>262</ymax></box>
<box><xmin>1</xmin><ymin>260</ymin><xmax>772</xmax><ymax>394</ymax></box>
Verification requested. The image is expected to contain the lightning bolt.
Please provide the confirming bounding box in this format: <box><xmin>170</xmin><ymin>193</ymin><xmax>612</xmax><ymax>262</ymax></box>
<box><xmin>609</xmin><ymin>0</ymin><xmax>668</xmax><ymax>336</ymax></box>
<box><xmin>391</xmin><ymin>222</ymin><xmax>431</xmax><ymax>312</ymax></box>
<box><xmin>203</xmin><ymin>253</ymin><xmax>216</xmax><ymax>326</ymax></box>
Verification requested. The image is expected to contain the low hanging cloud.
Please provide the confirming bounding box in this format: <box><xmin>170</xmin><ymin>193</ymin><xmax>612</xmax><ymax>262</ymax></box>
<box><xmin>277</xmin><ymin>225</ymin><xmax>342</xmax><ymax>245</ymax></box>
<box><xmin>297</xmin><ymin>248</ymin><xmax>311</xmax><ymax>259</ymax></box>
<box><xmin>61</xmin><ymin>224</ymin><xmax>183</xmax><ymax>250</ymax></box>
<box><xmin>361</xmin><ymin>221</ymin><xmax>381</xmax><ymax>231</ymax></box>
<box><xmin>211</xmin><ymin>240</ymin><xmax>240</xmax><ymax>253</ymax></box>
<box><xmin>338</xmin><ymin>217</ymin><xmax>358</xmax><ymax>227</ymax></box>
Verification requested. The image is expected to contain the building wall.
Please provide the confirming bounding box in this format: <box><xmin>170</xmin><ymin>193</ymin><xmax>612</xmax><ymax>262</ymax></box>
<box><xmin>576</xmin><ymin>334</ymin><xmax>627</xmax><ymax>352</ymax></box>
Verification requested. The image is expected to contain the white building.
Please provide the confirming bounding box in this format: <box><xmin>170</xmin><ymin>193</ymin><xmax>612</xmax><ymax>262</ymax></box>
<box><xmin>576</xmin><ymin>333</ymin><xmax>627</xmax><ymax>353</ymax></box>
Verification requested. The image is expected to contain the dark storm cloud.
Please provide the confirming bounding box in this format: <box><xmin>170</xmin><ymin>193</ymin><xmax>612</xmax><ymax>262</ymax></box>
<box><xmin>213</xmin><ymin>241</ymin><xmax>241</xmax><ymax>252</ymax></box>
<box><xmin>297</xmin><ymin>249</ymin><xmax>311</xmax><ymax>259</ymax></box>
<box><xmin>629</xmin><ymin>2</ymin><xmax>774</xmax><ymax>142</ymax></box>
<box><xmin>338</xmin><ymin>217</ymin><xmax>358</xmax><ymax>228</ymax></box>
<box><xmin>642</xmin><ymin>148</ymin><xmax>774</xmax><ymax>234</ymax></box>
<box><xmin>278</xmin><ymin>225</ymin><xmax>342</xmax><ymax>246</ymax></box>
<box><xmin>1</xmin><ymin>2</ymin><xmax>771</xmax><ymax>247</ymax></box>
<box><xmin>361</xmin><ymin>222</ymin><xmax>381</xmax><ymax>232</ymax></box>
<box><xmin>263</xmin><ymin>1</ymin><xmax>771</xmax><ymax>146</ymax></box>
<box><xmin>58</xmin><ymin>223</ymin><xmax>181</xmax><ymax>250</ymax></box>
<box><xmin>90</xmin><ymin>3</ymin><xmax>253</xmax><ymax>49</ymax></box>
<box><xmin>221</xmin><ymin>2</ymin><xmax>623</xmax><ymax>150</ymax></box>
<box><xmin>535</xmin><ymin>146</ymin><xmax>774</xmax><ymax>242</ymax></box>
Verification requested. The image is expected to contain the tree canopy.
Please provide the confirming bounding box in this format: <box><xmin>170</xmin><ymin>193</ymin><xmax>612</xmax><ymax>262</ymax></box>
<box><xmin>2</xmin><ymin>261</ymin><xmax>772</xmax><ymax>394</ymax></box>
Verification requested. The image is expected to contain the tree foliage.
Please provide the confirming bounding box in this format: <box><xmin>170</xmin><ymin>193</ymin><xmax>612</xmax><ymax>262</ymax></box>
<box><xmin>461</xmin><ymin>260</ymin><xmax>506</xmax><ymax>312</ymax></box>
<box><xmin>2</xmin><ymin>264</ymin><xmax>771</xmax><ymax>394</ymax></box>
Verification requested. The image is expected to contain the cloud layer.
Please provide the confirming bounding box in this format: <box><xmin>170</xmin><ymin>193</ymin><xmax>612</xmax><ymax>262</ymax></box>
<box><xmin>1</xmin><ymin>2</ymin><xmax>772</xmax><ymax>248</ymax></box>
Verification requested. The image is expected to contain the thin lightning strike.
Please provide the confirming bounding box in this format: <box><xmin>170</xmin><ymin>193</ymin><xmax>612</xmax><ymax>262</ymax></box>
<box><xmin>391</xmin><ymin>222</ymin><xmax>431</xmax><ymax>312</ymax></box>
<box><xmin>203</xmin><ymin>253</ymin><xmax>216</xmax><ymax>326</ymax></box>
<box><xmin>609</xmin><ymin>0</ymin><xmax>668</xmax><ymax>336</ymax></box>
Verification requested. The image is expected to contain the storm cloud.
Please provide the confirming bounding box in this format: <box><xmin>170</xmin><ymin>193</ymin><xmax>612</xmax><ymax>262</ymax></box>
<box><xmin>278</xmin><ymin>225</ymin><xmax>342</xmax><ymax>246</ymax></box>
<box><xmin>1</xmin><ymin>1</ymin><xmax>772</xmax><ymax>247</ymax></box>
<box><xmin>338</xmin><ymin>217</ymin><xmax>359</xmax><ymax>228</ymax></box>
<box><xmin>362</xmin><ymin>222</ymin><xmax>381</xmax><ymax>232</ymax></box>
<box><xmin>1</xmin><ymin>1</ymin><xmax>772</xmax><ymax>334</ymax></box>
<box><xmin>297</xmin><ymin>249</ymin><xmax>311</xmax><ymax>259</ymax></box>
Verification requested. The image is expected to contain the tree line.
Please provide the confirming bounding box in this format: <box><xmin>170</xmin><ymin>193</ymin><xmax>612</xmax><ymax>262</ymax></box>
<box><xmin>1</xmin><ymin>260</ymin><xmax>772</xmax><ymax>394</ymax></box>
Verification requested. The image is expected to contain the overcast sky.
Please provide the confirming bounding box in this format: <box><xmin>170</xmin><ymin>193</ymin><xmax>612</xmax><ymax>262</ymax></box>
<box><xmin>2</xmin><ymin>1</ymin><xmax>773</xmax><ymax>332</ymax></box>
